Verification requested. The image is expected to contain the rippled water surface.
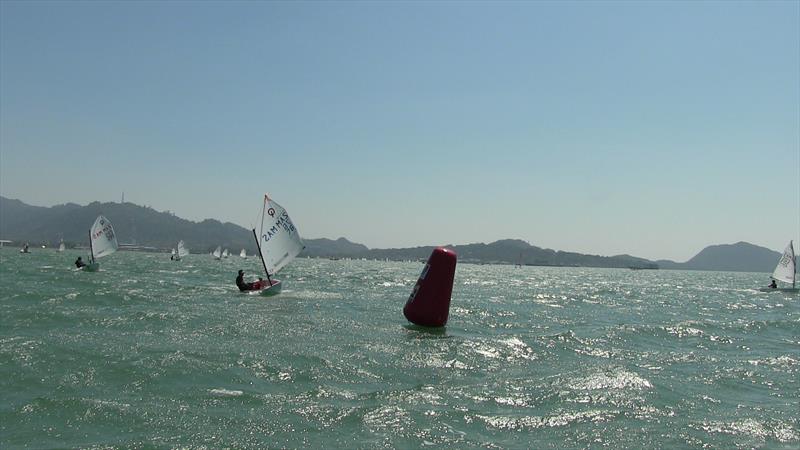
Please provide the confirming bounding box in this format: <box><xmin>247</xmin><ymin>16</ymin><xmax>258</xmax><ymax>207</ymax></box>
<box><xmin>1</xmin><ymin>249</ymin><xmax>798</xmax><ymax>448</ymax></box>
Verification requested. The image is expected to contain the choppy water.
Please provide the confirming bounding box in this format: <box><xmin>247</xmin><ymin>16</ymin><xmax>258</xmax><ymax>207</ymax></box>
<box><xmin>1</xmin><ymin>248</ymin><xmax>798</xmax><ymax>449</ymax></box>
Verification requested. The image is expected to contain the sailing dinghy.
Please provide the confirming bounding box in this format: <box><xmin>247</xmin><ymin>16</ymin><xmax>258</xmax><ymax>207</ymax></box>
<box><xmin>213</xmin><ymin>246</ymin><xmax>222</xmax><ymax>260</ymax></box>
<box><xmin>57</xmin><ymin>239</ymin><xmax>65</xmax><ymax>252</ymax></box>
<box><xmin>173</xmin><ymin>240</ymin><xmax>189</xmax><ymax>261</ymax></box>
<box><xmin>84</xmin><ymin>215</ymin><xmax>118</xmax><ymax>272</ymax></box>
<box><xmin>240</xmin><ymin>249</ymin><xmax>247</xmax><ymax>259</ymax></box>
<box><xmin>760</xmin><ymin>241</ymin><xmax>798</xmax><ymax>292</ymax></box>
<box><xmin>246</xmin><ymin>194</ymin><xmax>304</xmax><ymax>296</ymax></box>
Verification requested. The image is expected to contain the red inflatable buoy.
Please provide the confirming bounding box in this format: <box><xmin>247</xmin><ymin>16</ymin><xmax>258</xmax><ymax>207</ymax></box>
<box><xmin>403</xmin><ymin>247</ymin><xmax>457</xmax><ymax>327</ymax></box>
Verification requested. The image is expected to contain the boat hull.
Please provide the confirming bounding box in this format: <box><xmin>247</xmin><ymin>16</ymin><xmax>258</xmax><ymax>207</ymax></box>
<box><xmin>84</xmin><ymin>262</ymin><xmax>100</xmax><ymax>272</ymax></box>
<box><xmin>259</xmin><ymin>280</ymin><xmax>282</xmax><ymax>296</ymax></box>
<box><xmin>758</xmin><ymin>287</ymin><xmax>799</xmax><ymax>293</ymax></box>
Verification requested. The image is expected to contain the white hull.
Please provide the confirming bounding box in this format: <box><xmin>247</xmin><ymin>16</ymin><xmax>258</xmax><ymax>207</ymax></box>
<box><xmin>259</xmin><ymin>280</ymin><xmax>282</xmax><ymax>296</ymax></box>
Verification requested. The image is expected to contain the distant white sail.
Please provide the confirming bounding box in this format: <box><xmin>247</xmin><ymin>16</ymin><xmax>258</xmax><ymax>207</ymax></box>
<box><xmin>240</xmin><ymin>249</ymin><xmax>247</xmax><ymax>258</ymax></box>
<box><xmin>213</xmin><ymin>246</ymin><xmax>222</xmax><ymax>259</ymax></box>
<box><xmin>57</xmin><ymin>240</ymin><xmax>65</xmax><ymax>252</ymax></box>
<box><xmin>171</xmin><ymin>248</ymin><xmax>176</xmax><ymax>255</ymax></box>
<box><xmin>177</xmin><ymin>240</ymin><xmax>189</xmax><ymax>258</ymax></box>
<box><xmin>772</xmin><ymin>241</ymin><xmax>796</xmax><ymax>284</ymax></box>
<box><xmin>222</xmin><ymin>249</ymin><xmax>229</xmax><ymax>258</ymax></box>
<box><xmin>90</xmin><ymin>215</ymin><xmax>118</xmax><ymax>260</ymax></box>
<box><xmin>257</xmin><ymin>195</ymin><xmax>304</xmax><ymax>275</ymax></box>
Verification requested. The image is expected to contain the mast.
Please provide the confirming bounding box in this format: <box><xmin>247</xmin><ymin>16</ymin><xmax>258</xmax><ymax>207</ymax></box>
<box><xmin>254</xmin><ymin>193</ymin><xmax>272</xmax><ymax>285</ymax></box>
<box><xmin>88</xmin><ymin>230</ymin><xmax>95</xmax><ymax>263</ymax></box>
<box><xmin>253</xmin><ymin>228</ymin><xmax>272</xmax><ymax>285</ymax></box>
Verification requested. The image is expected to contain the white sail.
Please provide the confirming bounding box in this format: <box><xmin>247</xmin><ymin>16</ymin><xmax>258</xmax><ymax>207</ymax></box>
<box><xmin>177</xmin><ymin>240</ymin><xmax>189</xmax><ymax>258</ymax></box>
<box><xmin>171</xmin><ymin>248</ymin><xmax>176</xmax><ymax>255</ymax></box>
<box><xmin>772</xmin><ymin>241</ymin><xmax>796</xmax><ymax>284</ymax></box>
<box><xmin>240</xmin><ymin>249</ymin><xmax>247</xmax><ymax>258</ymax></box>
<box><xmin>257</xmin><ymin>195</ymin><xmax>304</xmax><ymax>275</ymax></box>
<box><xmin>57</xmin><ymin>240</ymin><xmax>65</xmax><ymax>252</ymax></box>
<box><xmin>90</xmin><ymin>215</ymin><xmax>118</xmax><ymax>260</ymax></box>
<box><xmin>213</xmin><ymin>246</ymin><xmax>222</xmax><ymax>259</ymax></box>
<box><xmin>222</xmin><ymin>249</ymin><xmax>229</xmax><ymax>258</ymax></box>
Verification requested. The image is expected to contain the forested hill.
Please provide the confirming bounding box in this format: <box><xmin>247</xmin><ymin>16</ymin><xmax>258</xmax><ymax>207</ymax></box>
<box><xmin>0</xmin><ymin>196</ymin><xmax>254</xmax><ymax>253</ymax></box>
<box><xmin>0</xmin><ymin>197</ymin><xmax>782</xmax><ymax>272</ymax></box>
<box><xmin>0</xmin><ymin>197</ymin><xmax>655</xmax><ymax>267</ymax></box>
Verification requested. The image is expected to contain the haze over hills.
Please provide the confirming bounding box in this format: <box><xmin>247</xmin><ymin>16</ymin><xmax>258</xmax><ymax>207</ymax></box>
<box><xmin>656</xmin><ymin>242</ymin><xmax>783</xmax><ymax>273</ymax></box>
<box><xmin>0</xmin><ymin>196</ymin><xmax>784</xmax><ymax>272</ymax></box>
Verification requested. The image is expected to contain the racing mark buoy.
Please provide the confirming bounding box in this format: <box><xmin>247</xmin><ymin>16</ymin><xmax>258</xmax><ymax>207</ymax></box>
<box><xmin>403</xmin><ymin>247</ymin><xmax>457</xmax><ymax>327</ymax></box>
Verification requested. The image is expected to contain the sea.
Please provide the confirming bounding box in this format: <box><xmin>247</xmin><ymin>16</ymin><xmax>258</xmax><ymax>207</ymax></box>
<box><xmin>1</xmin><ymin>248</ymin><xmax>798</xmax><ymax>449</ymax></box>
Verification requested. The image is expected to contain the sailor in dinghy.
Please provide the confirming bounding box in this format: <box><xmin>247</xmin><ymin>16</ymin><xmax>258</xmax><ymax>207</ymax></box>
<box><xmin>237</xmin><ymin>193</ymin><xmax>304</xmax><ymax>296</ymax></box>
<box><xmin>759</xmin><ymin>241</ymin><xmax>798</xmax><ymax>292</ymax></box>
<box><xmin>82</xmin><ymin>215</ymin><xmax>119</xmax><ymax>272</ymax></box>
<box><xmin>236</xmin><ymin>269</ymin><xmax>266</xmax><ymax>291</ymax></box>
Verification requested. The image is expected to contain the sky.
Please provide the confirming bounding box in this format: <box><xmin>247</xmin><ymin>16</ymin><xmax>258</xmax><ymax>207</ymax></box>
<box><xmin>1</xmin><ymin>1</ymin><xmax>798</xmax><ymax>262</ymax></box>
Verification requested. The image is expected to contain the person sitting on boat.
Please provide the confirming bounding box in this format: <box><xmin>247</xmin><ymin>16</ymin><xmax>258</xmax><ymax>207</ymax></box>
<box><xmin>237</xmin><ymin>269</ymin><xmax>263</xmax><ymax>291</ymax></box>
<box><xmin>75</xmin><ymin>256</ymin><xmax>86</xmax><ymax>268</ymax></box>
<box><xmin>769</xmin><ymin>279</ymin><xmax>777</xmax><ymax>289</ymax></box>
<box><xmin>236</xmin><ymin>270</ymin><xmax>249</xmax><ymax>290</ymax></box>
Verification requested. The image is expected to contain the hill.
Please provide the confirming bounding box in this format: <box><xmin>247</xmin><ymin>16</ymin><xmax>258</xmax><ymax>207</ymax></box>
<box><xmin>0</xmin><ymin>196</ymin><xmax>255</xmax><ymax>253</ymax></box>
<box><xmin>657</xmin><ymin>242</ymin><xmax>781</xmax><ymax>273</ymax></box>
<box><xmin>0</xmin><ymin>197</ymin><xmax>783</xmax><ymax>272</ymax></box>
<box><xmin>302</xmin><ymin>237</ymin><xmax>369</xmax><ymax>258</ymax></box>
<box><xmin>0</xmin><ymin>196</ymin><xmax>372</xmax><ymax>257</ymax></box>
<box><xmin>360</xmin><ymin>239</ymin><xmax>658</xmax><ymax>269</ymax></box>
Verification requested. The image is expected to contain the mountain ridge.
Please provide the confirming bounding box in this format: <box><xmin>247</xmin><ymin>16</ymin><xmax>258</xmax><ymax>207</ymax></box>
<box><xmin>0</xmin><ymin>196</ymin><xmax>783</xmax><ymax>272</ymax></box>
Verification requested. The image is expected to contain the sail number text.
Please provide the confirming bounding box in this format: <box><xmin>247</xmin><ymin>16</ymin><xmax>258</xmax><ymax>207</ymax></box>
<box><xmin>262</xmin><ymin>210</ymin><xmax>296</xmax><ymax>242</ymax></box>
<box><xmin>92</xmin><ymin>224</ymin><xmax>114</xmax><ymax>240</ymax></box>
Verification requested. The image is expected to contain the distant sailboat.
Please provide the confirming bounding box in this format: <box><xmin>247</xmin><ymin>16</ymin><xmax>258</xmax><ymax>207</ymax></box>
<box><xmin>761</xmin><ymin>241</ymin><xmax>798</xmax><ymax>292</ymax></box>
<box><xmin>246</xmin><ymin>193</ymin><xmax>305</xmax><ymax>296</ymax></box>
<box><xmin>172</xmin><ymin>240</ymin><xmax>189</xmax><ymax>261</ymax></box>
<box><xmin>84</xmin><ymin>215</ymin><xmax>119</xmax><ymax>272</ymax></box>
<box><xmin>222</xmin><ymin>249</ymin><xmax>230</xmax><ymax>259</ymax></box>
<box><xmin>178</xmin><ymin>240</ymin><xmax>189</xmax><ymax>258</ymax></box>
<box><xmin>57</xmin><ymin>239</ymin><xmax>65</xmax><ymax>252</ymax></box>
<box><xmin>213</xmin><ymin>246</ymin><xmax>222</xmax><ymax>260</ymax></box>
<box><xmin>239</xmin><ymin>249</ymin><xmax>247</xmax><ymax>259</ymax></box>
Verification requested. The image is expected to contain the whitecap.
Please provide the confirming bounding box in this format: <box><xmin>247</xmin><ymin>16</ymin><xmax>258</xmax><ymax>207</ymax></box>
<box><xmin>569</xmin><ymin>369</ymin><xmax>653</xmax><ymax>391</ymax></box>
<box><xmin>474</xmin><ymin>409</ymin><xmax>618</xmax><ymax>430</ymax></box>
<box><xmin>209</xmin><ymin>388</ymin><xmax>244</xmax><ymax>397</ymax></box>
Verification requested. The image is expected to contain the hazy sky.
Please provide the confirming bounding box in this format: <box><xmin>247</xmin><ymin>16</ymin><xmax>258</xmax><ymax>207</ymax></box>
<box><xmin>1</xmin><ymin>1</ymin><xmax>798</xmax><ymax>261</ymax></box>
